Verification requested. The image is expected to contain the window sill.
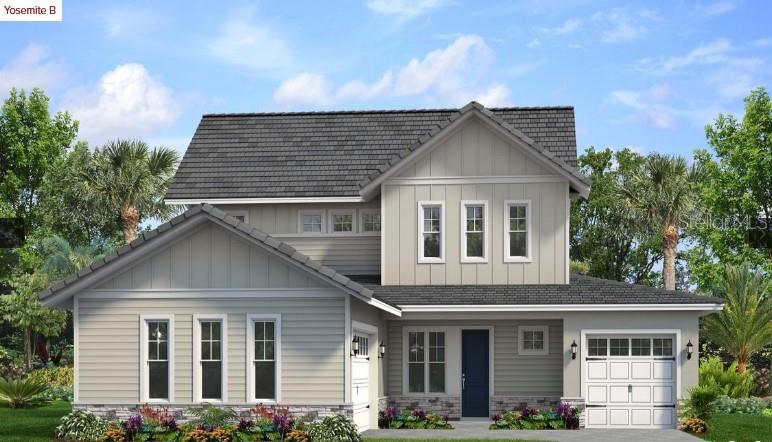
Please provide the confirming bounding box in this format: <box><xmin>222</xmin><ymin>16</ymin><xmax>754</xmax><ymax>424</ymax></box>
<box><xmin>518</xmin><ymin>350</ymin><xmax>549</xmax><ymax>356</ymax></box>
<box><xmin>417</xmin><ymin>258</ymin><xmax>446</xmax><ymax>264</ymax></box>
<box><xmin>504</xmin><ymin>257</ymin><xmax>532</xmax><ymax>263</ymax></box>
<box><xmin>461</xmin><ymin>257</ymin><xmax>488</xmax><ymax>264</ymax></box>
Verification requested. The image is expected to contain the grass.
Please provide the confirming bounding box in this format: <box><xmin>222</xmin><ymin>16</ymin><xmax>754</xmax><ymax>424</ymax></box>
<box><xmin>0</xmin><ymin>400</ymin><xmax>70</xmax><ymax>442</ymax></box>
<box><xmin>697</xmin><ymin>413</ymin><xmax>772</xmax><ymax>442</ymax></box>
<box><xmin>366</xmin><ymin>440</ymin><xmax>550</xmax><ymax>442</ymax></box>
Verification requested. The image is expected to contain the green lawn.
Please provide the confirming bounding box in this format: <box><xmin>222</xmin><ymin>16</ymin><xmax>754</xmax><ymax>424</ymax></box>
<box><xmin>698</xmin><ymin>413</ymin><xmax>772</xmax><ymax>442</ymax></box>
<box><xmin>0</xmin><ymin>400</ymin><xmax>70</xmax><ymax>442</ymax></box>
<box><xmin>366</xmin><ymin>440</ymin><xmax>549</xmax><ymax>442</ymax></box>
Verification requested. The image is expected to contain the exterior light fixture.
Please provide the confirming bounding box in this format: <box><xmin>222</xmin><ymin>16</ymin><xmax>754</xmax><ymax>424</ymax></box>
<box><xmin>571</xmin><ymin>340</ymin><xmax>578</xmax><ymax>359</ymax></box>
<box><xmin>686</xmin><ymin>340</ymin><xmax>694</xmax><ymax>360</ymax></box>
<box><xmin>378</xmin><ymin>342</ymin><xmax>386</xmax><ymax>359</ymax></box>
<box><xmin>351</xmin><ymin>337</ymin><xmax>360</xmax><ymax>357</ymax></box>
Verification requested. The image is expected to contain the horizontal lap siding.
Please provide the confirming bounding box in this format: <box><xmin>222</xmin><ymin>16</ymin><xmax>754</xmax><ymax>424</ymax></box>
<box><xmin>78</xmin><ymin>297</ymin><xmax>345</xmax><ymax>404</ymax></box>
<box><xmin>280</xmin><ymin>236</ymin><xmax>380</xmax><ymax>274</ymax></box>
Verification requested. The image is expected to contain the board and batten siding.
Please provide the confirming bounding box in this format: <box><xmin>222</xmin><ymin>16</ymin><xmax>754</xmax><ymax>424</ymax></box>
<box><xmin>95</xmin><ymin>224</ymin><xmax>326</xmax><ymax>290</ymax></box>
<box><xmin>385</xmin><ymin>320</ymin><xmax>563</xmax><ymax>396</ymax></box>
<box><xmin>214</xmin><ymin>201</ymin><xmax>381</xmax><ymax>275</ymax></box>
<box><xmin>77</xmin><ymin>297</ymin><xmax>345</xmax><ymax>404</ymax></box>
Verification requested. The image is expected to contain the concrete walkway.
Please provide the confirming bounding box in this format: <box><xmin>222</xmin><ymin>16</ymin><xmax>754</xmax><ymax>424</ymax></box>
<box><xmin>362</xmin><ymin>420</ymin><xmax>700</xmax><ymax>441</ymax></box>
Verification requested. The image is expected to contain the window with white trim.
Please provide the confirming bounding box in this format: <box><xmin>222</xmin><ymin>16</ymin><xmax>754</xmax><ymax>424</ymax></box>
<box><xmin>145</xmin><ymin>319</ymin><xmax>170</xmax><ymax>400</ymax></box>
<box><xmin>329</xmin><ymin>210</ymin><xmax>354</xmax><ymax>233</ymax></box>
<box><xmin>407</xmin><ymin>330</ymin><xmax>445</xmax><ymax>393</ymax></box>
<box><xmin>360</xmin><ymin>210</ymin><xmax>381</xmax><ymax>233</ymax></box>
<box><xmin>461</xmin><ymin>201</ymin><xmax>487</xmax><ymax>262</ymax></box>
<box><xmin>247</xmin><ymin>315</ymin><xmax>281</xmax><ymax>402</ymax></box>
<box><xmin>518</xmin><ymin>325</ymin><xmax>549</xmax><ymax>355</ymax></box>
<box><xmin>504</xmin><ymin>201</ymin><xmax>530</xmax><ymax>261</ymax></box>
<box><xmin>354</xmin><ymin>334</ymin><xmax>369</xmax><ymax>357</ymax></box>
<box><xmin>299</xmin><ymin>210</ymin><xmax>325</xmax><ymax>233</ymax></box>
<box><xmin>418</xmin><ymin>202</ymin><xmax>444</xmax><ymax>262</ymax></box>
<box><xmin>200</xmin><ymin>320</ymin><xmax>223</xmax><ymax>400</ymax></box>
<box><xmin>230</xmin><ymin>211</ymin><xmax>248</xmax><ymax>223</ymax></box>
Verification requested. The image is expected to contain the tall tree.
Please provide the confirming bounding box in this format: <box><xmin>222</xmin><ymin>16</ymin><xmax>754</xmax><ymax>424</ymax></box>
<box><xmin>704</xmin><ymin>264</ymin><xmax>772</xmax><ymax>373</ymax></box>
<box><xmin>570</xmin><ymin>147</ymin><xmax>661</xmax><ymax>283</ymax></box>
<box><xmin>618</xmin><ymin>154</ymin><xmax>702</xmax><ymax>290</ymax></box>
<box><xmin>81</xmin><ymin>140</ymin><xmax>179</xmax><ymax>244</ymax></box>
<box><xmin>688</xmin><ymin>86</ymin><xmax>772</xmax><ymax>292</ymax></box>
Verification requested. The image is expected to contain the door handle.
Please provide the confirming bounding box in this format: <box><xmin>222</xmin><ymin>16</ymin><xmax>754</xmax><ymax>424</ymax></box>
<box><xmin>462</xmin><ymin>373</ymin><xmax>466</xmax><ymax>390</ymax></box>
<box><xmin>628</xmin><ymin>384</ymin><xmax>632</xmax><ymax>393</ymax></box>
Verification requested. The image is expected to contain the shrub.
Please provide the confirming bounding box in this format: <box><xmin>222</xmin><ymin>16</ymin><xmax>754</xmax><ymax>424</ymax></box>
<box><xmin>678</xmin><ymin>417</ymin><xmax>708</xmax><ymax>434</ymax></box>
<box><xmin>699</xmin><ymin>357</ymin><xmax>753</xmax><ymax>398</ymax></box>
<box><xmin>680</xmin><ymin>385</ymin><xmax>719</xmax><ymax>420</ymax></box>
<box><xmin>0</xmin><ymin>347</ymin><xmax>25</xmax><ymax>380</ymax></box>
<box><xmin>182</xmin><ymin>426</ymin><xmax>234</xmax><ymax>442</ymax></box>
<box><xmin>380</xmin><ymin>408</ymin><xmax>452</xmax><ymax>430</ymax></box>
<box><xmin>187</xmin><ymin>404</ymin><xmax>237</xmax><ymax>430</ymax></box>
<box><xmin>43</xmin><ymin>385</ymin><xmax>73</xmax><ymax>401</ymax></box>
<box><xmin>0</xmin><ymin>376</ymin><xmax>50</xmax><ymax>408</ymax></box>
<box><xmin>762</xmin><ymin>408</ymin><xmax>772</xmax><ymax>418</ymax></box>
<box><xmin>714</xmin><ymin>395</ymin><xmax>771</xmax><ymax>415</ymax></box>
<box><xmin>55</xmin><ymin>410</ymin><xmax>110</xmax><ymax>441</ymax></box>
<box><xmin>306</xmin><ymin>415</ymin><xmax>362</xmax><ymax>442</ymax></box>
<box><xmin>24</xmin><ymin>366</ymin><xmax>74</xmax><ymax>388</ymax></box>
<box><xmin>490</xmin><ymin>402</ymin><xmax>578</xmax><ymax>430</ymax></box>
<box><xmin>101</xmin><ymin>425</ymin><xmax>127</xmax><ymax>442</ymax></box>
<box><xmin>285</xmin><ymin>429</ymin><xmax>310</xmax><ymax>442</ymax></box>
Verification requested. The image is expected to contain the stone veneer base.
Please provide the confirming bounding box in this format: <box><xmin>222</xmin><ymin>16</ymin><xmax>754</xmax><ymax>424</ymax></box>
<box><xmin>74</xmin><ymin>404</ymin><xmax>352</xmax><ymax>423</ymax></box>
<box><xmin>382</xmin><ymin>395</ymin><xmax>462</xmax><ymax>420</ymax></box>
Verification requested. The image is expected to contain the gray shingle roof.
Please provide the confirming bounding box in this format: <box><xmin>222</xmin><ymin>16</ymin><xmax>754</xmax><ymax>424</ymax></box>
<box><xmin>364</xmin><ymin>274</ymin><xmax>723</xmax><ymax>307</ymax></box>
<box><xmin>167</xmin><ymin>103</ymin><xmax>580</xmax><ymax>200</ymax></box>
<box><xmin>38</xmin><ymin>204</ymin><xmax>373</xmax><ymax>304</ymax></box>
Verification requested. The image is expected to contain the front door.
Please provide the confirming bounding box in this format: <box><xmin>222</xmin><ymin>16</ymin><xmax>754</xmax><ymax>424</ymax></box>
<box><xmin>461</xmin><ymin>330</ymin><xmax>489</xmax><ymax>417</ymax></box>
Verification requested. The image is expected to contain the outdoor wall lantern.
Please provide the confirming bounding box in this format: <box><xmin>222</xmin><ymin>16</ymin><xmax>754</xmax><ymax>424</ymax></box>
<box><xmin>351</xmin><ymin>338</ymin><xmax>359</xmax><ymax>357</ymax></box>
<box><xmin>378</xmin><ymin>342</ymin><xmax>386</xmax><ymax>359</ymax></box>
<box><xmin>686</xmin><ymin>340</ymin><xmax>694</xmax><ymax>360</ymax></box>
<box><xmin>570</xmin><ymin>340</ymin><xmax>578</xmax><ymax>359</ymax></box>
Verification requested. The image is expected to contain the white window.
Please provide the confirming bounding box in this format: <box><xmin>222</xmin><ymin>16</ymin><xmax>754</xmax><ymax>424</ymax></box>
<box><xmin>518</xmin><ymin>325</ymin><xmax>549</xmax><ymax>355</ymax></box>
<box><xmin>229</xmin><ymin>211</ymin><xmax>248</xmax><ymax>223</ymax></box>
<box><xmin>298</xmin><ymin>210</ymin><xmax>326</xmax><ymax>234</ymax></box>
<box><xmin>193</xmin><ymin>314</ymin><xmax>228</xmax><ymax>402</ymax></box>
<box><xmin>247</xmin><ymin>314</ymin><xmax>281</xmax><ymax>403</ymax></box>
<box><xmin>359</xmin><ymin>209</ymin><xmax>381</xmax><ymax>233</ymax></box>
<box><xmin>329</xmin><ymin>210</ymin><xmax>355</xmax><ymax>234</ymax></box>
<box><xmin>140</xmin><ymin>315</ymin><xmax>174</xmax><ymax>402</ymax></box>
<box><xmin>405</xmin><ymin>329</ymin><xmax>446</xmax><ymax>394</ymax></box>
<box><xmin>461</xmin><ymin>201</ymin><xmax>488</xmax><ymax>263</ymax></box>
<box><xmin>504</xmin><ymin>200</ymin><xmax>531</xmax><ymax>262</ymax></box>
<box><xmin>417</xmin><ymin>201</ymin><xmax>445</xmax><ymax>263</ymax></box>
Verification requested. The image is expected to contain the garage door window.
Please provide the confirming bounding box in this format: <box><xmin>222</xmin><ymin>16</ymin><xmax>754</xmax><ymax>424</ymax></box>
<box><xmin>588</xmin><ymin>338</ymin><xmax>607</xmax><ymax>356</ymax></box>
<box><xmin>609</xmin><ymin>338</ymin><xmax>629</xmax><ymax>356</ymax></box>
<box><xmin>653</xmin><ymin>338</ymin><xmax>673</xmax><ymax>356</ymax></box>
<box><xmin>631</xmin><ymin>338</ymin><xmax>651</xmax><ymax>356</ymax></box>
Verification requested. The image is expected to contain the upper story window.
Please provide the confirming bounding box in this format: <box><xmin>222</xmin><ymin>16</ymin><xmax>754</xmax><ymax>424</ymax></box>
<box><xmin>360</xmin><ymin>209</ymin><xmax>381</xmax><ymax>233</ymax></box>
<box><xmin>461</xmin><ymin>201</ymin><xmax>488</xmax><ymax>263</ymax></box>
<box><xmin>418</xmin><ymin>201</ymin><xmax>444</xmax><ymax>263</ymax></box>
<box><xmin>298</xmin><ymin>210</ymin><xmax>325</xmax><ymax>234</ymax></box>
<box><xmin>230</xmin><ymin>211</ymin><xmax>248</xmax><ymax>223</ymax></box>
<box><xmin>329</xmin><ymin>210</ymin><xmax>354</xmax><ymax>234</ymax></box>
<box><xmin>504</xmin><ymin>200</ymin><xmax>531</xmax><ymax>262</ymax></box>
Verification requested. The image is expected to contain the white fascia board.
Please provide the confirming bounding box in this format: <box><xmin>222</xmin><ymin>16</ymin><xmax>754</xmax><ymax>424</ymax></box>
<box><xmin>164</xmin><ymin>197</ymin><xmax>364</xmax><ymax>205</ymax></box>
<box><xmin>398</xmin><ymin>304</ymin><xmax>724</xmax><ymax>312</ymax></box>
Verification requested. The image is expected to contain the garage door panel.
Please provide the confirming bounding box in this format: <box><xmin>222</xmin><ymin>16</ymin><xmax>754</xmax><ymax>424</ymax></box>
<box><xmin>653</xmin><ymin>385</ymin><xmax>673</xmax><ymax>404</ymax></box>
<box><xmin>631</xmin><ymin>409</ymin><xmax>651</xmax><ymax>426</ymax></box>
<box><xmin>631</xmin><ymin>385</ymin><xmax>650</xmax><ymax>403</ymax></box>
<box><xmin>609</xmin><ymin>385</ymin><xmax>629</xmax><ymax>403</ymax></box>
<box><xmin>631</xmin><ymin>362</ymin><xmax>651</xmax><ymax>379</ymax></box>
<box><xmin>610</xmin><ymin>362</ymin><xmax>629</xmax><ymax>379</ymax></box>
<box><xmin>609</xmin><ymin>409</ymin><xmax>629</xmax><ymax>426</ymax></box>
<box><xmin>587</xmin><ymin>408</ymin><xmax>608</xmax><ymax>426</ymax></box>
<box><xmin>653</xmin><ymin>361</ymin><xmax>673</xmax><ymax>380</ymax></box>
<box><xmin>588</xmin><ymin>361</ymin><xmax>607</xmax><ymax>379</ymax></box>
<box><xmin>653</xmin><ymin>409</ymin><xmax>674</xmax><ymax>426</ymax></box>
<box><xmin>588</xmin><ymin>385</ymin><xmax>607</xmax><ymax>402</ymax></box>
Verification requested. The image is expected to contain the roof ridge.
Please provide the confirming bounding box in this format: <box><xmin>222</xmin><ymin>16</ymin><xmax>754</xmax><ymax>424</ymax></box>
<box><xmin>202</xmin><ymin>105</ymin><xmax>575</xmax><ymax>118</ymax></box>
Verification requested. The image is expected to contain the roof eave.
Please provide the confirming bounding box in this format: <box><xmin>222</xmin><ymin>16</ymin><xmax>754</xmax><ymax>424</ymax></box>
<box><xmin>396</xmin><ymin>303</ymin><xmax>724</xmax><ymax>313</ymax></box>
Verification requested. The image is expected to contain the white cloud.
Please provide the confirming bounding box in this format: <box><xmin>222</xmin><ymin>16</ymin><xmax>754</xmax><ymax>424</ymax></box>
<box><xmin>365</xmin><ymin>0</ymin><xmax>446</xmax><ymax>19</ymax></box>
<box><xmin>0</xmin><ymin>44</ymin><xmax>67</xmax><ymax>94</ymax></box>
<box><xmin>102</xmin><ymin>6</ymin><xmax>161</xmax><ymax>37</ymax></box>
<box><xmin>272</xmin><ymin>34</ymin><xmax>508</xmax><ymax>107</ymax></box>
<box><xmin>591</xmin><ymin>8</ymin><xmax>650</xmax><ymax>43</ymax></box>
<box><xmin>753</xmin><ymin>37</ymin><xmax>772</xmax><ymax>48</ymax></box>
<box><xmin>207</xmin><ymin>17</ymin><xmax>294</xmax><ymax>75</ymax></box>
<box><xmin>62</xmin><ymin>64</ymin><xmax>180</xmax><ymax>145</ymax></box>
<box><xmin>539</xmin><ymin>19</ymin><xmax>581</xmax><ymax>35</ymax></box>
<box><xmin>526</xmin><ymin>38</ymin><xmax>542</xmax><ymax>49</ymax></box>
<box><xmin>610</xmin><ymin>84</ymin><xmax>722</xmax><ymax>129</ymax></box>
<box><xmin>698</xmin><ymin>1</ymin><xmax>736</xmax><ymax>16</ymax></box>
<box><xmin>474</xmin><ymin>83</ymin><xmax>512</xmax><ymax>107</ymax></box>
<box><xmin>651</xmin><ymin>38</ymin><xmax>733</xmax><ymax>73</ymax></box>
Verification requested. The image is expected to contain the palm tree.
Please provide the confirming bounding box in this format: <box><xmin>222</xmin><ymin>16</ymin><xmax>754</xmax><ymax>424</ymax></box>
<box><xmin>81</xmin><ymin>140</ymin><xmax>179</xmax><ymax>244</ymax></box>
<box><xmin>619</xmin><ymin>154</ymin><xmax>701</xmax><ymax>290</ymax></box>
<box><xmin>704</xmin><ymin>264</ymin><xmax>772</xmax><ymax>373</ymax></box>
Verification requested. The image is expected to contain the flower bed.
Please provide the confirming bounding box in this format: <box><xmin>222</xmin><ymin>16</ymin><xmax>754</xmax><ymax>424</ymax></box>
<box><xmin>378</xmin><ymin>406</ymin><xmax>452</xmax><ymax>429</ymax></box>
<box><xmin>55</xmin><ymin>403</ymin><xmax>362</xmax><ymax>441</ymax></box>
<box><xmin>490</xmin><ymin>402</ymin><xmax>579</xmax><ymax>430</ymax></box>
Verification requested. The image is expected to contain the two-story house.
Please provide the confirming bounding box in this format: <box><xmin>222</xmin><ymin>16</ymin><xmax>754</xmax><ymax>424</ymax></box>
<box><xmin>39</xmin><ymin>102</ymin><xmax>722</xmax><ymax>431</ymax></box>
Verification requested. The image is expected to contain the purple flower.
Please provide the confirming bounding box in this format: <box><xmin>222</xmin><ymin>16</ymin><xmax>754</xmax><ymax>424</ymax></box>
<box><xmin>272</xmin><ymin>413</ymin><xmax>292</xmax><ymax>433</ymax></box>
<box><xmin>384</xmin><ymin>406</ymin><xmax>398</xmax><ymax>420</ymax></box>
<box><xmin>123</xmin><ymin>414</ymin><xmax>143</xmax><ymax>435</ymax></box>
<box><xmin>521</xmin><ymin>406</ymin><xmax>538</xmax><ymax>418</ymax></box>
<box><xmin>160</xmin><ymin>415</ymin><xmax>177</xmax><ymax>430</ymax></box>
<box><xmin>412</xmin><ymin>408</ymin><xmax>426</xmax><ymax>419</ymax></box>
<box><xmin>555</xmin><ymin>401</ymin><xmax>575</xmax><ymax>419</ymax></box>
<box><xmin>442</xmin><ymin>414</ymin><xmax>450</xmax><ymax>422</ymax></box>
<box><xmin>238</xmin><ymin>418</ymin><xmax>255</xmax><ymax>430</ymax></box>
<box><xmin>492</xmin><ymin>413</ymin><xmax>502</xmax><ymax>422</ymax></box>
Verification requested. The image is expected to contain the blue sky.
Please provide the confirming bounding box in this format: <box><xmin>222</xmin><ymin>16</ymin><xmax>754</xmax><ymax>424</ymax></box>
<box><xmin>1</xmin><ymin>0</ymin><xmax>770</xmax><ymax>159</ymax></box>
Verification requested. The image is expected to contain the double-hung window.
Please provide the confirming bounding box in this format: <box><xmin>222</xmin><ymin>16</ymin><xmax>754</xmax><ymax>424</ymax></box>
<box><xmin>406</xmin><ymin>330</ymin><xmax>446</xmax><ymax>394</ymax></box>
<box><xmin>504</xmin><ymin>200</ymin><xmax>530</xmax><ymax>262</ymax></box>
<box><xmin>248</xmin><ymin>315</ymin><xmax>280</xmax><ymax>402</ymax></box>
<box><xmin>141</xmin><ymin>315</ymin><xmax>173</xmax><ymax>402</ymax></box>
<box><xmin>461</xmin><ymin>201</ymin><xmax>488</xmax><ymax>262</ymax></box>
<box><xmin>418</xmin><ymin>201</ymin><xmax>444</xmax><ymax>263</ymax></box>
<box><xmin>299</xmin><ymin>210</ymin><xmax>325</xmax><ymax>234</ymax></box>
<box><xmin>194</xmin><ymin>314</ymin><xmax>227</xmax><ymax>402</ymax></box>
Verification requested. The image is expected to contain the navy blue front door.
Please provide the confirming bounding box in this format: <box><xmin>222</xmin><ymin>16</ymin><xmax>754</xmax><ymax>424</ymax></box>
<box><xmin>461</xmin><ymin>330</ymin><xmax>489</xmax><ymax>417</ymax></box>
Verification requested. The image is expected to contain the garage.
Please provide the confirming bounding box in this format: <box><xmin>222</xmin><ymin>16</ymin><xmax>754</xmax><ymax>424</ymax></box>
<box><xmin>584</xmin><ymin>334</ymin><xmax>677</xmax><ymax>428</ymax></box>
<box><xmin>352</xmin><ymin>332</ymin><xmax>373</xmax><ymax>431</ymax></box>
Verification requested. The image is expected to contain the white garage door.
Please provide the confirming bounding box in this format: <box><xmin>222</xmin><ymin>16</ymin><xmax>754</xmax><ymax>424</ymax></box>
<box><xmin>352</xmin><ymin>333</ymin><xmax>371</xmax><ymax>431</ymax></box>
<box><xmin>585</xmin><ymin>335</ymin><xmax>676</xmax><ymax>428</ymax></box>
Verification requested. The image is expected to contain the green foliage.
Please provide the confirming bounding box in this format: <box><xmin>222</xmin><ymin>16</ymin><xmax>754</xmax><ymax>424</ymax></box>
<box><xmin>703</xmin><ymin>265</ymin><xmax>772</xmax><ymax>373</ymax></box>
<box><xmin>0</xmin><ymin>346</ymin><xmax>25</xmax><ymax>380</ymax></box>
<box><xmin>0</xmin><ymin>377</ymin><xmax>49</xmax><ymax>408</ymax></box>
<box><xmin>714</xmin><ymin>395</ymin><xmax>771</xmax><ymax>415</ymax></box>
<box><xmin>680</xmin><ymin>385</ymin><xmax>720</xmax><ymax>421</ymax></box>
<box><xmin>699</xmin><ymin>357</ymin><xmax>753</xmax><ymax>398</ymax></box>
<box><xmin>306</xmin><ymin>415</ymin><xmax>362</xmax><ymax>441</ymax></box>
<box><xmin>689</xmin><ymin>86</ymin><xmax>772</xmax><ymax>292</ymax></box>
<box><xmin>187</xmin><ymin>404</ymin><xmax>237</xmax><ymax>429</ymax></box>
<box><xmin>381</xmin><ymin>409</ymin><xmax>452</xmax><ymax>430</ymax></box>
<box><xmin>37</xmin><ymin>235</ymin><xmax>110</xmax><ymax>282</ymax></box>
<box><xmin>570</xmin><ymin>147</ymin><xmax>661</xmax><ymax>284</ymax></box>
<box><xmin>81</xmin><ymin>139</ymin><xmax>180</xmax><ymax>244</ymax></box>
<box><xmin>24</xmin><ymin>366</ymin><xmax>73</xmax><ymax>388</ymax></box>
<box><xmin>55</xmin><ymin>410</ymin><xmax>110</xmax><ymax>441</ymax></box>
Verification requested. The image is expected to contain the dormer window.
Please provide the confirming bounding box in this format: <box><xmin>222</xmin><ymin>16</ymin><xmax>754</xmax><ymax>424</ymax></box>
<box><xmin>418</xmin><ymin>201</ymin><xmax>444</xmax><ymax>263</ymax></box>
<box><xmin>504</xmin><ymin>200</ymin><xmax>531</xmax><ymax>262</ymax></box>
